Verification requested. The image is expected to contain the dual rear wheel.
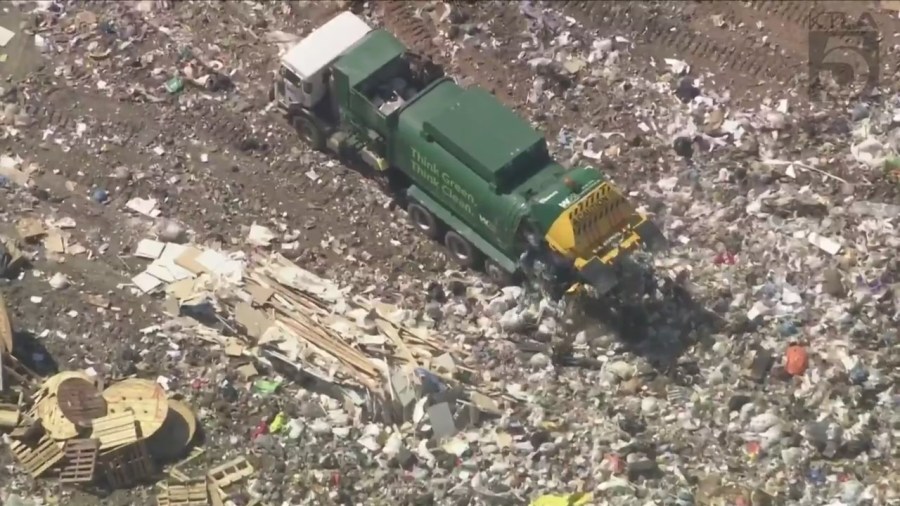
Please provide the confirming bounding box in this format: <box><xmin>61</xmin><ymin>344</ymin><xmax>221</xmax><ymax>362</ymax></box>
<box><xmin>407</xmin><ymin>201</ymin><xmax>515</xmax><ymax>286</ymax></box>
<box><xmin>287</xmin><ymin>106</ymin><xmax>517</xmax><ymax>288</ymax></box>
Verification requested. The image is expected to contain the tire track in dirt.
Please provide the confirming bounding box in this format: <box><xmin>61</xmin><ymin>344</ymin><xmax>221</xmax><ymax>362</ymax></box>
<box><xmin>379</xmin><ymin>1</ymin><xmax>627</xmax><ymax>135</ymax></box>
<box><xmin>24</xmin><ymin>72</ymin><xmax>299</xmax><ymax>188</ymax></box>
<box><xmin>678</xmin><ymin>1</ymin><xmax>815</xmax><ymax>84</ymax></box>
<box><xmin>32</xmin><ymin>11</ymin><xmax>267</xmax><ymax>164</ymax></box>
<box><xmin>15</xmin><ymin>3</ymin><xmax>459</xmax><ymax>282</ymax></box>
<box><xmin>378</xmin><ymin>0</ymin><xmax>526</xmax><ymax>108</ymax></box>
<box><xmin>379</xmin><ymin>1</ymin><xmax>444</xmax><ymax>63</ymax></box>
<box><xmin>686</xmin><ymin>1</ymin><xmax>900</xmax><ymax>101</ymax></box>
<box><xmin>381</xmin><ymin>0</ymin><xmax>651</xmax><ymax>146</ymax></box>
<box><xmin>25</xmin><ymin>85</ymin><xmax>143</xmax><ymax>147</ymax></box>
<box><xmin>687</xmin><ymin>1</ymin><xmax>818</xmax><ymax>38</ymax></box>
<box><xmin>746</xmin><ymin>0</ymin><xmax>820</xmax><ymax>25</ymax></box>
<box><xmin>30</xmin><ymin>89</ymin><xmax>267</xmax><ymax>168</ymax></box>
<box><xmin>738</xmin><ymin>1</ymin><xmax>867</xmax><ymax>49</ymax></box>
<box><xmin>22</xmin><ymin>83</ymin><xmax>392</xmax><ymax>248</ymax></box>
<box><xmin>743</xmin><ymin>1</ymin><xmax>896</xmax><ymax>92</ymax></box>
<box><xmin>559</xmin><ymin>1</ymin><xmax>798</xmax><ymax>86</ymax></box>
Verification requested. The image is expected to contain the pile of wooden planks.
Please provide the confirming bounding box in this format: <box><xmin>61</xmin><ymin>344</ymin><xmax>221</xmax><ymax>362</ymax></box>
<box><xmin>227</xmin><ymin>254</ymin><xmax>461</xmax><ymax>395</ymax></box>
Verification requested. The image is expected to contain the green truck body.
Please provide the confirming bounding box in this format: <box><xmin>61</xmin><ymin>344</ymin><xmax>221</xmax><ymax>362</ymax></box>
<box><xmin>273</xmin><ymin>13</ymin><xmax>665</xmax><ymax>294</ymax></box>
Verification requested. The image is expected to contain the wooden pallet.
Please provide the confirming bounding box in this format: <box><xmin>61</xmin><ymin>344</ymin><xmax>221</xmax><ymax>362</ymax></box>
<box><xmin>8</xmin><ymin>435</ymin><xmax>64</xmax><ymax>477</ymax></box>
<box><xmin>168</xmin><ymin>447</ymin><xmax>205</xmax><ymax>484</ymax></box>
<box><xmin>101</xmin><ymin>439</ymin><xmax>156</xmax><ymax>489</ymax></box>
<box><xmin>60</xmin><ymin>438</ymin><xmax>99</xmax><ymax>484</ymax></box>
<box><xmin>91</xmin><ymin>410</ymin><xmax>138</xmax><ymax>450</ymax></box>
<box><xmin>157</xmin><ymin>479</ymin><xmax>209</xmax><ymax>506</ymax></box>
<box><xmin>207</xmin><ymin>457</ymin><xmax>253</xmax><ymax>489</ymax></box>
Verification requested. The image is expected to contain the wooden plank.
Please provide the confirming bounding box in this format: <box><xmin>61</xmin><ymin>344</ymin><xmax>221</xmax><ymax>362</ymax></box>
<box><xmin>208</xmin><ymin>482</ymin><xmax>225</xmax><ymax>506</ymax></box>
<box><xmin>275</xmin><ymin>315</ymin><xmax>379</xmax><ymax>390</ymax></box>
<box><xmin>375</xmin><ymin>318</ymin><xmax>416</xmax><ymax>365</ymax></box>
<box><xmin>91</xmin><ymin>410</ymin><xmax>138</xmax><ymax>449</ymax></box>
<box><xmin>0</xmin><ymin>292</ymin><xmax>14</xmax><ymax>354</ymax></box>
<box><xmin>276</xmin><ymin>303</ymin><xmax>377</xmax><ymax>373</ymax></box>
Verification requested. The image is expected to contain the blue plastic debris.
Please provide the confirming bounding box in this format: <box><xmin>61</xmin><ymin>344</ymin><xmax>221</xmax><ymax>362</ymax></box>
<box><xmin>849</xmin><ymin>364</ymin><xmax>869</xmax><ymax>385</ymax></box>
<box><xmin>778</xmin><ymin>321</ymin><xmax>798</xmax><ymax>337</ymax></box>
<box><xmin>90</xmin><ymin>188</ymin><xmax>110</xmax><ymax>204</ymax></box>
<box><xmin>808</xmin><ymin>467</ymin><xmax>826</xmax><ymax>485</ymax></box>
<box><xmin>414</xmin><ymin>368</ymin><xmax>447</xmax><ymax>394</ymax></box>
<box><xmin>759</xmin><ymin>282</ymin><xmax>778</xmax><ymax>299</ymax></box>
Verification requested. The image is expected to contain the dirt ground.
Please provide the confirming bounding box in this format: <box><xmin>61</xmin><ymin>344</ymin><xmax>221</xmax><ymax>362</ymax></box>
<box><xmin>1</xmin><ymin>0</ymin><xmax>898</xmax><ymax>504</ymax></box>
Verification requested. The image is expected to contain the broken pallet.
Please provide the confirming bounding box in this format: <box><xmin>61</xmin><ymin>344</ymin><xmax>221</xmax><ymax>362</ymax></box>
<box><xmin>207</xmin><ymin>457</ymin><xmax>254</xmax><ymax>489</ymax></box>
<box><xmin>9</xmin><ymin>435</ymin><xmax>65</xmax><ymax>478</ymax></box>
<box><xmin>101</xmin><ymin>439</ymin><xmax>156</xmax><ymax>489</ymax></box>
<box><xmin>1</xmin><ymin>351</ymin><xmax>39</xmax><ymax>387</ymax></box>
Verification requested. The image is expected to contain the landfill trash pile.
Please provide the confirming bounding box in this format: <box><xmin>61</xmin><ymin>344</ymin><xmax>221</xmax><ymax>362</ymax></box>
<box><xmin>3</xmin><ymin>372</ymin><xmax>192</xmax><ymax>489</ymax></box>
<box><xmin>129</xmin><ymin>235</ymin><xmax>504</xmax><ymax>424</ymax></box>
<box><xmin>1</xmin><ymin>296</ymin><xmax>261</xmax><ymax>506</ymax></box>
<box><xmin>0</xmin><ymin>0</ymin><xmax>899</xmax><ymax>505</ymax></box>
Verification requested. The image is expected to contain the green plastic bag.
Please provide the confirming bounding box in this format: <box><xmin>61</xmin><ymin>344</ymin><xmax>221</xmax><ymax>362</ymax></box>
<box><xmin>165</xmin><ymin>76</ymin><xmax>184</xmax><ymax>94</ymax></box>
<box><xmin>253</xmin><ymin>379</ymin><xmax>282</xmax><ymax>395</ymax></box>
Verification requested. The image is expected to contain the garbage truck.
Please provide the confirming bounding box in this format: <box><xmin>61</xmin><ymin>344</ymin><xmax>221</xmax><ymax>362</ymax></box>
<box><xmin>270</xmin><ymin>11</ymin><xmax>666</xmax><ymax>296</ymax></box>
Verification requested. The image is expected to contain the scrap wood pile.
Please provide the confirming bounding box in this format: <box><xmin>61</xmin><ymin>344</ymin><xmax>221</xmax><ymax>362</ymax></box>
<box><xmin>239</xmin><ymin>255</ymin><xmax>468</xmax><ymax>390</ymax></box>
<box><xmin>130</xmin><ymin>238</ymin><xmax>505</xmax><ymax>420</ymax></box>
<box><xmin>0</xmin><ymin>295</ymin><xmax>257</xmax><ymax>505</ymax></box>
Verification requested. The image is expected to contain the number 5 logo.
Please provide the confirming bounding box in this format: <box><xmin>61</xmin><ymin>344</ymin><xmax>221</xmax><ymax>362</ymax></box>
<box><xmin>808</xmin><ymin>11</ymin><xmax>879</xmax><ymax>101</ymax></box>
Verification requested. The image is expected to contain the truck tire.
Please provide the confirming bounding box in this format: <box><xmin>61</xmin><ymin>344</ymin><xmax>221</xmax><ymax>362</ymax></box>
<box><xmin>445</xmin><ymin>231</ymin><xmax>480</xmax><ymax>269</ymax></box>
<box><xmin>407</xmin><ymin>202</ymin><xmax>440</xmax><ymax>239</ymax></box>
<box><xmin>485</xmin><ymin>260</ymin><xmax>515</xmax><ymax>287</ymax></box>
<box><xmin>293</xmin><ymin>113</ymin><xmax>326</xmax><ymax>151</ymax></box>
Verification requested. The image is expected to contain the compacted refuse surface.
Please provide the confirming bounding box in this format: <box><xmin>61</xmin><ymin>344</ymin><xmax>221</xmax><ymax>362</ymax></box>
<box><xmin>1</xmin><ymin>1</ymin><xmax>899</xmax><ymax>505</ymax></box>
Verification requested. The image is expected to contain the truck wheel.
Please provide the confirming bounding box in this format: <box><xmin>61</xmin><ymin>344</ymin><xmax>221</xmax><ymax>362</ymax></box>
<box><xmin>407</xmin><ymin>202</ymin><xmax>440</xmax><ymax>239</ymax></box>
<box><xmin>293</xmin><ymin>114</ymin><xmax>326</xmax><ymax>151</ymax></box>
<box><xmin>445</xmin><ymin>231</ymin><xmax>480</xmax><ymax>269</ymax></box>
<box><xmin>485</xmin><ymin>260</ymin><xmax>515</xmax><ymax>287</ymax></box>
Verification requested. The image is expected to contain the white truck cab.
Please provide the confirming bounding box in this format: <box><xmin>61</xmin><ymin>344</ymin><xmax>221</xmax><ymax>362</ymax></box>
<box><xmin>274</xmin><ymin>12</ymin><xmax>373</xmax><ymax>110</ymax></box>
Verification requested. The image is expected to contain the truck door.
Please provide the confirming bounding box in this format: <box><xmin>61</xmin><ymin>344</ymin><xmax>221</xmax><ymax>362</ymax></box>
<box><xmin>281</xmin><ymin>67</ymin><xmax>311</xmax><ymax>107</ymax></box>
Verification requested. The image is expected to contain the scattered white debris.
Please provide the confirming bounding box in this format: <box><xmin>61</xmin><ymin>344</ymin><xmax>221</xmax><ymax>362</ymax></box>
<box><xmin>126</xmin><ymin>197</ymin><xmax>161</xmax><ymax>217</ymax></box>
